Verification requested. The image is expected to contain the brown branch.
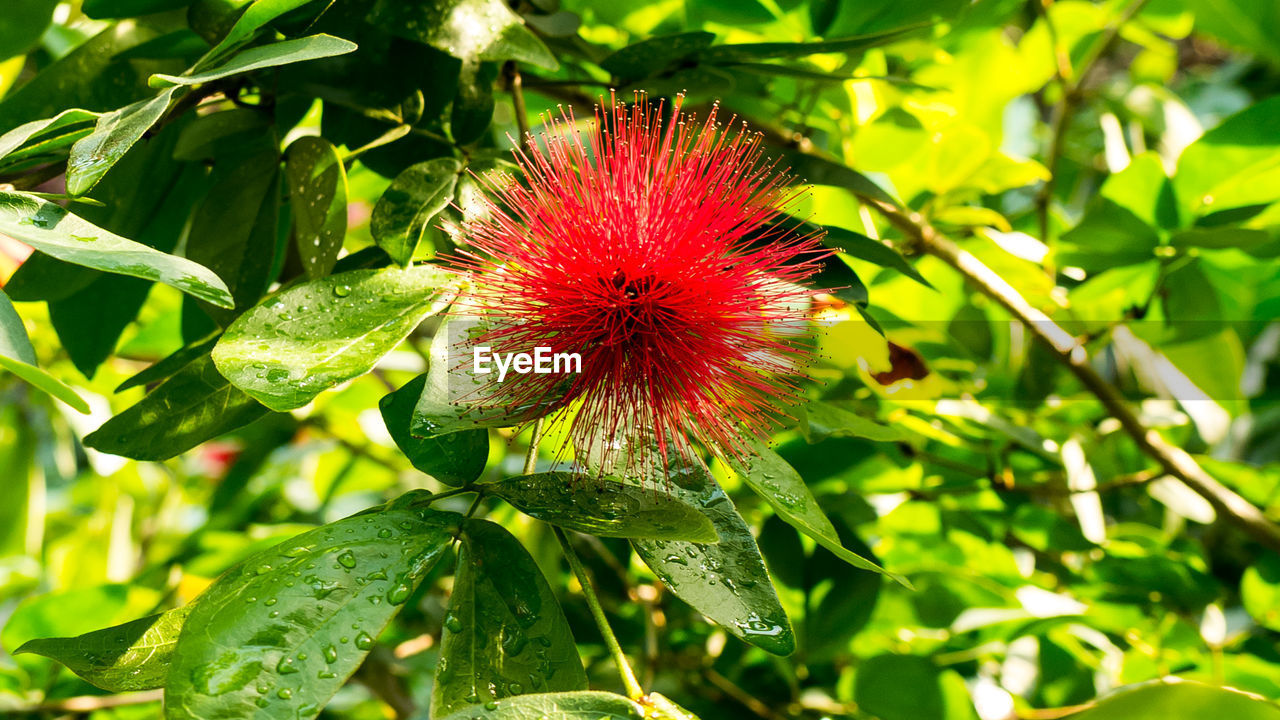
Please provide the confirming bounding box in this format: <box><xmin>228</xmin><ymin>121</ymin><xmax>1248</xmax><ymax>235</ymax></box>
<box><xmin>866</xmin><ymin>199</ymin><xmax>1280</xmax><ymax>552</ymax></box>
<box><xmin>703</xmin><ymin>668</ymin><xmax>791</xmax><ymax>720</ymax></box>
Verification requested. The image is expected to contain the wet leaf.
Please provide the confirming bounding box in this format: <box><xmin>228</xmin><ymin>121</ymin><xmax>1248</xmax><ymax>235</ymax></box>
<box><xmin>630</xmin><ymin>458</ymin><xmax>795</xmax><ymax>656</ymax></box>
<box><xmin>212</xmin><ymin>265</ymin><xmax>460</xmax><ymax>411</ymax></box>
<box><xmin>200</xmin><ymin>0</ymin><xmax>316</xmax><ymax>66</ymax></box>
<box><xmin>432</xmin><ymin>518</ymin><xmax>587</xmax><ymax>718</ymax></box>
<box><xmin>489</xmin><ymin>472</ymin><xmax>719</xmax><ymax>542</ymax></box>
<box><xmin>286</xmin><ymin>136</ymin><xmax>348</xmax><ymax>279</ymax></box>
<box><xmin>66</xmin><ymin>88</ymin><xmax>176</xmax><ymax>196</ymax></box>
<box><xmin>800</xmin><ymin>401</ymin><xmax>906</xmax><ymax>443</ymax></box>
<box><xmin>368</xmin><ymin>0</ymin><xmax>558</xmax><ymax>70</ymax></box>
<box><xmin>599</xmin><ymin>32</ymin><xmax>715</xmax><ymax>79</ymax></box>
<box><xmin>15</xmin><ymin>606</ymin><xmax>192</xmax><ymax>692</ymax></box>
<box><xmin>730</xmin><ymin>442</ymin><xmax>905</xmax><ymax>585</ymax></box>
<box><xmin>165</xmin><ymin>508</ymin><xmax>459</xmax><ymax>720</ymax></box>
<box><xmin>85</xmin><ymin>354</ymin><xmax>270</xmax><ymax>460</ymax></box>
<box><xmin>0</xmin><ymin>108</ymin><xmax>98</xmax><ymax>164</ymax></box>
<box><xmin>371</xmin><ymin>158</ymin><xmax>461</xmax><ymax>266</ymax></box>
<box><xmin>432</xmin><ymin>691</ymin><xmax>645</xmax><ymax>720</ymax></box>
<box><xmin>380</xmin><ymin>374</ymin><xmax>488</xmax><ymax>487</ymax></box>
<box><xmin>0</xmin><ymin>191</ymin><xmax>234</xmax><ymax>308</ymax></box>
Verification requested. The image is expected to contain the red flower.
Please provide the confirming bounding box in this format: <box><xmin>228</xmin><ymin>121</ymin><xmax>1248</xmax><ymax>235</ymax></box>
<box><xmin>452</xmin><ymin>93</ymin><xmax>828</xmax><ymax>469</ymax></box>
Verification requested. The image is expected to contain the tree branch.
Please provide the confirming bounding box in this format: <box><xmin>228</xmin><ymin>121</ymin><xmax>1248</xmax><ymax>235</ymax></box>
<box><xmin>866</xmin><ymin>199</ymin><xmax>1280</xmax><ymax>552</ymax></box>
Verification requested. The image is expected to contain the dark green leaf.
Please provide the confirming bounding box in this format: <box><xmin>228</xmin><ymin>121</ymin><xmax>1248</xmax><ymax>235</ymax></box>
<box><xmin>116</xmin><ymin>333</ymin><xmax>219</xmax><ymax>392</ymax></box>
<box><xmin>1174</xmin><ymin>96</ymin><xmax>1280</xmax><ymax>217</ymax></box>
<box><xmin>0</xmin><ymin>289</ymin><xmax>89</xmax><ymax>412</ymax></box>
<box><xmin>66</xmin><ymin>89</ymin><xmax>176</xmax><ymax>196</ymax></box>
<box><xmin>812</xmin><ymin>252</ymin><xmax>868</xmax><ymax>307</ymax></box>
<box><xmin>1170</xmin><ymin>227</ymin><xmax>1271</xmax><ymax>250</ymax></box>
<box><xmin>801</xmin><ymin>517</ymin><xmax>882</xmax><ymax>656</ymax></box>
<box><xmin>286</xmin><ymin>136</ymin><xmax>348</xmax><ymax>279</ymax></box>
<box><xmin>0</xmin><ymin>0</ymin><xmax>58</xmax><ymax>60</ymax></box>
<box><xmin>379</xmin><ymin>374</ymin><xmax>488</xmax><ymax>486</ymax></box>
<box><xmin>83</xmin><ymin>0</ymin><xmax>195</xmax><ymax>19</ymax></box>
<box><xmin>488</xmin><ymin>472</ymin><xmax>719</xmax><ymax>542</ymax></box>
<box><xmin>1071</xmin><ymin>680</ymin><xmax>1280</xmax><ymax>720</ymax></box>
<box><xmin>432</xmin><ymin>691</ymin><xmax>645</xmax><ymax>720</ymax></box>
<box><xmin>164</xmin><ymin>508</ymin><xmax>458</xmax><ymax>720</ymax></box>
<box><xmin>117</xmin><ymin>30</ymin><xmax>211</xmax><ymax>61</ymax></box>
<box><xmin>14</xmin><ymin>606</ymin><xmax>191</xmax><ymax>692</ymax></box>
<box><xmin>173</xmin><ymin>108</ymin><xmax>270</xmax><ymax>161</ymax></box>
<box><xmin>0</xmin><ymin>191</ymin><xmax>234</xmax><ymax>307</ymax></box>
<box><xmin>598</xmin><ymin>32</ymin><xmax>716</xmax><ymax>79</ymax></box>
<box><xmin>432</xmin><ymin>518</ymin><xmax>588</xmax><ymax>718</ymax></box>
<box><xmin>1241</xmin><ymin>552</ymin><xmax>1280</xmax><ymax>631</ymax></box>
<box><xmin>801</xmin><ymin>401</ymin><xmax>906</xmax><ymax>443</ymax></box>
<box><xmin>452</xmin><ymin>61</ymin><xmax>499</xmax><ymax>145</ymax></box>
<box><xmin>631</xmin><ymin>458</ymin><xmax>795</xmax><ymax>656</ymax></box>
<box><xmin>780</xmin><ymin>149</ymin><xmax>899</xmax><ymax>207</ymax></box>
<box><xmin>368</xmin><ymin>0</ymin><xmax>558</xmax><ymax>70</ymax></box>
<box><xmin>371</xmin><ymin>158</ymin><xmax>461</xmax><ymax>266</ymax></box>
<box><xmin>152</xmin><ymin>34</ymin><xmax>358</xmax><ymax>87</ymax></box>
<box><xmin>185</xmin><ymin>131</ymin><xmax>282</xmax><ymax>314</ymax></box>
<box><xmin>85</xmin><ymin>354</ymin><xmax>270</xmax><ymax>460</ymax></box>
<box><xmin>0</xmin><ymin>22</ymin><xmax>174</xmax><ymax>131</ymax></box>
<box><xmin>212</xmin><ymin>266</ymin><xmax>460</xmax><ymax>411</ymax></box>
<box><xmin>695</xmin><ymin>25</ymin><xmax>924</xmax><ymax>63</ymax></box>
<box><xmin>730</xmin><ymin>442</ymin><xmax>905</xmax><ymax>584</ymax></box>
<box><xmin>1058</xmin><ymin>198</ymin><xmax>1159</xmax><ymax>272</ymax></box>
<box><xmin>821</xmin><ymin>224</ymin><xmax>932</xmax><ymax>287</ymax></box>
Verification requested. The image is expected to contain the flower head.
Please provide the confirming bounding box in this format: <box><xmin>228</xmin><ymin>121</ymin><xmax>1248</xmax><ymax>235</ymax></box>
<box><xmin>452</xmin><ymin>93</ymin><xmax>827</xmax><ymax>469</ymax></box>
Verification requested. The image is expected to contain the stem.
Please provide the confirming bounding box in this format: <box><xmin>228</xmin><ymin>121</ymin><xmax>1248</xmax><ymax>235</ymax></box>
<box><xmin>523</xmin><ymin>417</ymin><xmax>545</xmax><ymax>475</ymax></box>
<box><xmin>507</xmin><ymin>61</ymin><xmax>531</xmax><ymax>152</ymax></box>
<box><xmin>554</xmin><ymin>526</ymin><xmax>644</xmax><ymax>700</ymax></box>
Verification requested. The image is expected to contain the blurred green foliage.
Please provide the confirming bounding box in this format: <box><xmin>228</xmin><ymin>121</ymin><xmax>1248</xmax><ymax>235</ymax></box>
<box><xmin>1</xmin><ymin>0</ymin><xmax>1280</xmax><ymax>719</ymax></box>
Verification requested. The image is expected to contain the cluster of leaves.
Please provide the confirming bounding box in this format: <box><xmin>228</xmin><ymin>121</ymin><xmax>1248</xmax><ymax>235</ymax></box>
<box><xmin>2</xmin><ymin>0</ymin><xmax>1280</xmax><ymax>719</ymax></box>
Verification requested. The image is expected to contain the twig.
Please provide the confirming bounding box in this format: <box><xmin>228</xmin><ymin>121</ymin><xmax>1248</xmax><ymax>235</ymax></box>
<box><xmin>703</xmin><ymin>668</ymin><xmax>790</xmax><ymax>720</ymax></box>
<box><xmin>354</xmin><ymin>648</ymin><xmax>416</xmax><ymax>719</ymax></box>
<box><xmin>507</xmin><ymin>61</ymin><xmax>532</xmax><ymax>153</ymax></box>
<box><xmin>554</xmin><ymin>526</ymin><xmax>645</xmax><ymax>700</ymax></box>
<box><xmin>866</xmin><ymin>199</ymin><xmax>1280</xmax><ymax>552</ymax></box>
<box><xmin>1035</xmin><ymin>0</ymin><xmax>1152</xmax><ymax>242</ymax></box>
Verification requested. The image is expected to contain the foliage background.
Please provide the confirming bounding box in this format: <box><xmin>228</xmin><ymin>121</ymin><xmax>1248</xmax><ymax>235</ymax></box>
<box><xmin>2</xmin><ymin>0</ymin><xmax>1280</xmax><ymax>719</ymax></box>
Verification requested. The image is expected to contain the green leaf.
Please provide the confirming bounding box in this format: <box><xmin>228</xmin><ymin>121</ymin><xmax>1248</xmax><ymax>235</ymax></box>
<box><xmin>286</xmin><ymin>136</ymin><xmax>348</xmax><ymax>279</ymax></box>
<box><xmin>0</xmin><ymin>0</ymin><xmax>58</xmax><ymax>61</ymax></box>
<box><xmin>379</xmin><ymin>374</ymin><xmax>488</xmax><ymax>487</ymax></box>
<box><xmin>598</xmin><ymin>32</ymin><xmax>716</xmax><ymax>79</ymax></box>
<box><xmin>200</xmin><ymin>0</ymin><xmax>317</xmax><ymax>66</ymax></box>
<box><xmin>451</xmin><ymin>61</ymin><xmax>499</xmax><ymax>146</ymax></box>
<box><xmin>84</xmin><ymin>354</ymin><xmax>270</xmax><ymax>460</ymax></box>
<box><xmin>0</xmin><ymin>109</ymin><xmax>99</xmax><ymax>164</ymax></box>
<box><xmin>165</xmin><ymin>507</ymin><xmax>458</xmax><ymax>720</ymax></box>
<box><xmin>14</xmin><ymin>606</ymin><xmax>191</xmax><ymax>692</ymax></box>
<box><xmin>1242</xmin><ymin>553</ymin><xmax>1280</xmax><ymax>632</ymax></box>
<box><xmin>1170</xmin><ymin>227</ymin><xmax>1271</xmax><ymax>250</ymax></box>
<box><xmin>371</xmin><ymin>158</ymin><xmax>461</xmax><ymax>266</ymax></box>
<box><xmin>695</xmin><ymin>24</ymin><xmax>924</xmax><ymax>63</ymax></box>
<box><xmin>0</xmin><ymin>289</ymin><xmax>89</xmax><ymax>412</ymax></box>
<box><xmin>212</xmin><ymin>265</ymin><xmax>460</xmax><ymax>411</ymax></box>
<box><xmin>66</xmin><ymin>88</ymin><xmax>177</xmax><ymax>196</ymax></box>
<box><xmin>368</xmin><ymin>0</ymin><xmax>558</xmax><ymax>70</ymax></box>
<box><xmin>1057</xmin><ymin>198</ymin><xmax>1159</xmax><ymax>272</ymax></box>
<box><xmin>411</xmin><ymin>312</ymin><xmax>564</xmax><ymax>437</ymax></box>
<box><xmin>729</xmin><ymin>443</ymin><xmax>906</xmax><ymax>585</ymax></box>
<box><xmin>83</xmin><ymin>0</ymin><xmax>195</xmax><ymax>19</ymax></box>
<box><xmin>854</xmin><ymin>654</ymin><xmax>945</xmax><ymax>720</ymax></box>
<box><xmin>643</xmin><ymin>693</ymin><xmax>701</xmax><ymax>720</ymax></box>
<box><xmin>0</xmin><ymin>191</ymin><xmax>234</xmax><ymax>308</ymax></box>
<box><xmin>812</xmin><ymin>252</ymin><xmax>868</xmax><ymax>307</ymax></box>
<box><xmin>801</xmin><ymin>401</ymin><xmax>906</xmax><ymax>443</ymax></box>
<box><xmin>780</xmin><ymin>149</ymin><xmax>899</xmax><ymax>207</ymax></box>
<box><xmin>1070</xmin><ymin>680</ymin><xmax>1280</xmax><ymax>720</ymax></box>
<box><xmin>116</xmin><ymin>333</ymin><xmax>219</xmax><ymax>392</ymax></box>
<box><xmin>152</xmin><ymin>34</ymin><xmax>358</xmax><ymax>87</ymax></box>
<box><xmin>1174</xmin><ymin>96</ymin><xmax>1280</xmax><ymax>217</ymax></box>
<box><xmin>631</xmin><ymin>459</ymin><xmax>795</xmax><ymax>656</ymax></box>
<box><xmin>488</xmin><ymin>472</ymin><xmax>719</xmax><ymax>542</ymax></box>
<box><xmin>821</xmin><ymin>224</ymin><xmax>933</xmax><ymax>288</ymax></box>
<box><xmin>184</xmin><ymin>129</ymin><xmax>282</xmax><ymax>314</ymax></box>
<box><xmin>433</xmin><ymin>691</ymin><xmax>646</xmax><ymax>720</ymax></box>
<box><xmin>432</xmin><ymin>518</ymin><xmax>588</xmax><ymax>718</ymax></box>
